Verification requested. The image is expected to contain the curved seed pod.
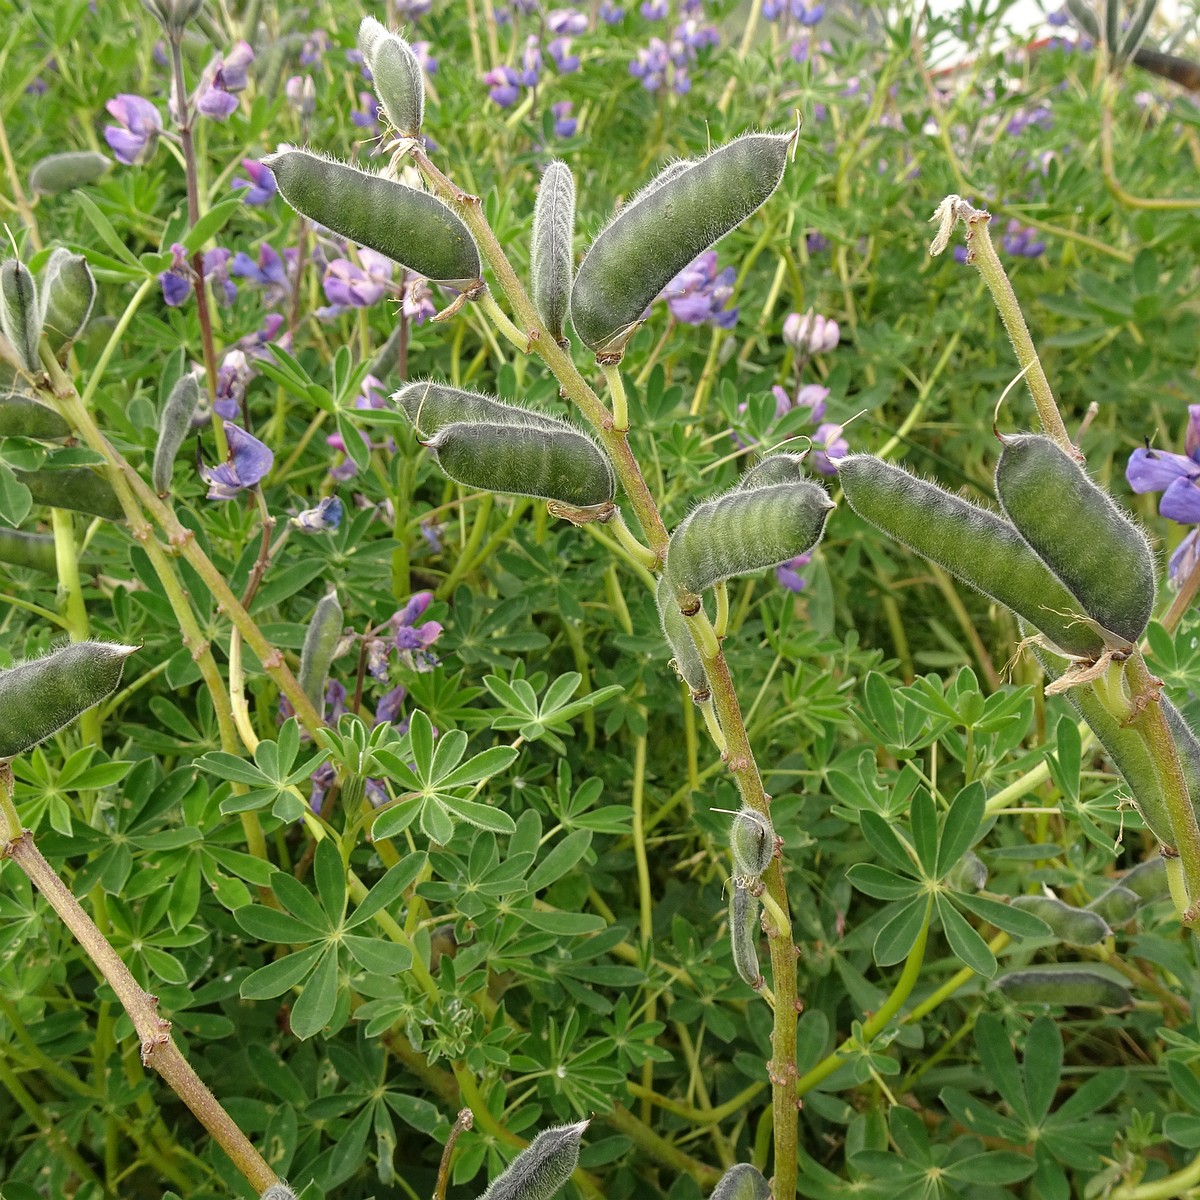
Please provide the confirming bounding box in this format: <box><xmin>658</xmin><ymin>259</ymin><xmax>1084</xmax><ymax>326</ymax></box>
<box><xmin>570</xmin><ymin>131</ymin><xmax>793</xmax><ymax>356</ymax></box>
<box><xmin>0</xmin><ymin>528</ymin><xmax>56</xmax><ymax>574</ymax></box>
<box><xmin>1</xmin><ymin>260</ymin><xmax>42</xmax><ymax>372</ymax></box>
<box><xmin>358</xmin><ymin>17</ymin><xmax>424</xmax><ymax>139</ymax></box>
<box><xmin>1162</xmin><ymin>700</ymin><xmax>1200</xmax><ymax>813</ymax></box>
<box><xmin>995</xmin><ymin>433</ymin><xmax>1155</xmax><ymax>644</ymax></box>
<box><xmin>1120</xmin><ymin>0</ymin><xmax>1158</xmax><ymax>63</ymax></box>
<box><xmin>152</xmin><ymin>372</ymin><xmax>201</xmax><ymax>495</ymax></box>
<box><xmin>530</xmin><ymin>160</ymin><xmax>576</xmax><ymax>342</ymax></box>
<box><xmin>1087</xmin><ymin>884</ymin><xmax>1139</xmax><ymax>926</ymax></box>
<box><xmin>0</xmin><ymin>641</ymin><xmax>136</xmax><ymax>759</ymax></box>
<box><xmin>394</xmin><ymin>380</ymin><xmax>570</xmax><ymax>437</ymax></box>
<box><xmin>946</xmin><ymin>850</ymin><xmax>987</xmax><ymax>894</ymax></box>
<box><xmin>625</xmin><ymin>158</ymin><xmax>696</xmax><ymax>208</ymax></box>
<box><xmin>711</xmin><ymin>1164</ymin><xmax>771</xmax><ymax>1200</ymax></box>
<box><xmin>14</xmin><ymin>466</ymin><xmax>123</xmax><ymax>521</ymax></box>
<box><xmin>298</xmin><ymin>590</ymin><xmax>343</xmax><ymax>711</ymax></box>
<box><xmin>0</xmin><ymin>391</ymin><xmax>71</xmax><ymax>439</ymax></box>
<box><xmin>262</xmin><ymin>147</ymin><xmax>482</xmax><ymax>287</ymax></box>
<box><xmin>28</xmin><ymin>150</ymin><xmax>113</xmax><ymax>195</ymax></box>
<box><xmin>1010</xmin><ymin>894</ymin><xmax>1112</xmax><ymax>945</ymax></box>
<box><xmin>479</xmin><ymin>1119</ymin><xmax>588</xmax><ymax>1200</ymax></box>
<box><xmin>656</xmin><ymin>573</ymin><xmax>708</xmax><ymax>696</ymax></box>
<box><xmin>738</xmin><ymin>452</ymin><xmax>809</xmax><ymax>490</ymax></box>
<box><xmin>730</xmin><ymin>808</ymin><xmax>774</xmax><ymax>880</ymax></box>
<box><xmin>665</xmin><ymin>481</ymin><xmax>833</xmax><ymax>596</ymax></box>
<box><xmin>260</xmin><ymin>1187</ymin><xmax>297</xmax><ymax>1200</ymax></box>
<box><xmin>427</xmin><ymin>422</ymin><xmax>616</xmax><ymax>509</ymax></box>
<box><xmin>1122</xmin><ymin>855</ymin><xmax>1169</xmax><ymax>901</ymax></box>
<box><xmin>838</xmin><ymin>455</ymin><xmax>1106</xmax><ymax>660</ymax></box>
<box><xmin>39</xmin><ymin>249</ymin><xmax>96</xmax><ymax>350</ymax></box>
<box><xmin>1104</xmin><ymin>0</ymin><xmax>1121</xmax><ymax>58</ymax></box>
<box><xmin>730</xmin><ymin>885</ymin><xmax>763</xmax><ymax>990</ymax></box>
<box><xmin>995</xmin><ymin>966</ymin><xmax>1132</xmax><ymax>1008</ymax></box>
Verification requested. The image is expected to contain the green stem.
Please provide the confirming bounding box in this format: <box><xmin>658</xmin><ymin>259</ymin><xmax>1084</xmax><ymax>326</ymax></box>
<box><xmin>602</xmin><ymin>360</ymin><xmax>628</xmax><ymax>432</ymax></box>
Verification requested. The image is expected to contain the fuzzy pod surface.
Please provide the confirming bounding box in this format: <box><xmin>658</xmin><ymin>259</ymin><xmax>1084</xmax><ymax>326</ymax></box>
<box><xmin>0</xmin><ymin>392</ymin><xmax>71</xmax><ymax>439</ymax></box>
<box><xmin>479</xmin><ymin>1120</ymin><xmax>588</xmax><ymax>1200</ymax></box>
<box><xmin>729</xmin><ymin>884</ymin><xmax>762</xmax><ymax>990</ymax></box>
<box><xmin>995</xmin><ymin>433</ymin><xmax>1155</xmax><ymax>643</ymax></box>
<box><xmin>530</xmin><ymin>160</ymin><xmax>576</xmax><ymax>342</ymax></box>
<box><xmin>152</xmin><ymin>372</ymin><xmax>201</xmax><ymax>495</ymax></box>
<box><xmin>39</xmin><ymin>249</ymin><xmax>96</xmax><ymax>350</ymax></box>
<box><xmin>656</xmin><ymin>573</ymin><xmax>708</xmax><ymax>695</ymax></box>
<box><xmin>1086</xmin><ymin>885</ymin><xmax>1139</xmax><ymax>926</ymax></box>
<box><xmin>260</xmin><ymin>1187</ymin><xmax>297</xmax><ymax>1200</ymax></box>
<box><xmin>395</xmin><ymin>380</ymin><xmax>570</xmax><ymax>437</ymax></box>
<box><xmin>838</xmin><ymin>455</ymin><xmax>1106</xmax><ymax>660</ymax></box>
<box><xmin>298</xmin><ymin>591</ymin><xmax>343</xmax><ymax>711</ymax></box>
<box><xmin>14</xmin><ymin>466</ymin><xmax>123</xmax><ymax>521</ymax></box>
<box><xmin>570</xmin><ymin>132</ymin><xmax>792</xmax><ymax>355</ymax></box>
<box><xmin>1010</xmin><ymin>894</ymin><xmax>1112</xmax><ymax>945</ymax></box>
<box><xmin>0</xmin><ymin>642</ymin><xmax>136</xmax><ymax>759</ymax></box>
<box><xmin>946</xmin><ymin>850</ymin><xmax>987</xmax><ymax>893</ymax></box>
<box><xmin>1</xmin><ymin>260</ymin><xmax>42</xmax><ymax>372</ymax></box>
<box><xmin>428</xmin><ymin>422</ymin><xmax>616</xmax><ymax>509</ymax></box>
<box><xmin>28</xmin><ymin>150</ymin><xmax>112</xmax><ymax>195</ymax></box>
<box><xmin>0</xmin><ymin>528</ymin><xmax>56</xmax><ymax>574</ymax></box>
<box><xmin>1121</xmin><ymin>855</ymin><xmax>1169</xmax><ymax>901</ymax></box>
<box><xmin>665</xmin><ymin>480</ymin><xmax>833</xmax><ymax>596</ymax></box>
<box><xmin>995</xmin><ymin>966</ymin><xmax>1132</xmax><ymax>1008</ymax></box>
<box><xmin>730</xmin><ymin>808</ymin><xmax>774</xmax><ymax>880</ymax></box>
<box><xmin>264</xmin><ymin>148</ymin><xmax>481</xmax><ymax>286</ymax></box>
<box><xmin>711</xmin><ymin>1164</ymin><xmax>771</xmax><ymax>1200</ymax></box>
<box><xmin>738</xmin><ymin>452</ymin><xmax>809</xmax><ymax>490</ymax></box>
<box><xmin>358</xmin><ymin>17</ymin><xmax>424</xmax><ymax>138</ymax></box>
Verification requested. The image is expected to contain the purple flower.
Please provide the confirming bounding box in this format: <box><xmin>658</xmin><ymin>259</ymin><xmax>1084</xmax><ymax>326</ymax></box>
<box><xmin>203</xmin><ymin>247</ymin><xmax>237</xmax><ymax>305</ymax></box>
<box><xmin>549</xmin><ymin>8</ymin><xmax>589</xmax><ymax>34</ymax></box>
<box><xmin>200</xmin><ymin>422</ymin><xmax>274</xmax><ymax>498</ymax></box>
<box><xmin>159</xmin><ymin>243</ymin><xmax>192</xmax><ymax>307</ymax></box>
<box><xmin>292</xmin><ymin>496</ymin><xmax>343</xmax><ymax>532</ymax></box>
<box><xmin>599</xmin><ymin>1</ymin><xmax>625</xmax><ymax>21</ymax></box>
<box><xmin>392</xmin><ymin>592</ymin><xmax>442</xmax><ymax>671</ymax></box>
<box><xmin>232</xmin><ymin>158</ymin><xmax>276</xmax><ymax>205</ymax></box>
<box><xmin>104</xmin><ymin>94</ymin><xmax>162</xmax><ymax>165</ymax></box>
<box><xmin>1006</xmin><ymin>104</ymin><xmax>1053</xmax><ymax>136</ymax></box>
<box><xmin>1047</xmin><ymin>5</ymin><xmax>1070</xmax><ymax>24</ymax></box>
<box><xmin>484</xmin><ymin>65</ymin><xmax>521</xmax><ymax>107</ymax></box>
<box><xmin>641</xmin><ymin>0</ymin><xmax>667</xmax><ymax>17</ymax></box>
<box><xmin>317</xmin><ymin>250</ymin><xmax>394</xmax><ymax>318</ymax></box>
<box><xmin>309</xmin><ymin>761</ymin><xmax>336</xmax><ymax>811</ymax></box>
<box><xmin>230</xmin><ymin>243</ymin><xmax>294</xmax><ymax>305</ymax></box>
<box><xmin>521</xmin><ymin>35</ymin><xmax>542</xmax><ymax>86</ymax></box>
<box><xmin>549</xmin><ymin>36</ymin><xmax>580</xmax><ymax>72</ymax></box>
<box><xmin>218</xmin><ymin>41</ymin><xmax>255</xmax><ymax>90</ymax></box>
<box><xmin>420</xmin><ymin>517</ymin><xmax>445</xmax><ymax>553</ymax></box>
<box><xmin>324</xmin><ymin>679</ymin><xmax>348</xmax><ymax>724</ymax></box>
<box><xmin>299</xmin><ymin>29</ymin><xmax>330</xmax><ymax>66</ymax></box>
<box><xmin>214</xmin><ymin>349</ymin><xmax>254</xmax><ymax>419</ymax></box>
<box><xmin>374</xmin><ymin>684</ymin><xmax>408</xmax><ymax>726</ymax></box>
<box><xmin>629</xmin><ymin>38</ymin><xmax>669</xmax><ymax>89</ymax></box>
<box><xmin>661</xmin><ymin>250</ymin><xmax>737</xmax><ymax>328</ymax></box>
<box><xmin>286</xmin><ymin>75</ymin><xmax>316</xmax><ymax>116</ymax></box>
<box><xmin>1000</xmin><ymin>220</ymin><xmax>1046</xmax><ymax>258</ymax></box>
<box><xmin>412</xmin><ymin>41</ymin><xmax>438</xmax><ymax>75</ymax></box>
<box><xmin>806</xmin><ymin>232</ymin><xmax>830</xmax><ymax>254</ymax></box>
<box><xmin>326</xmin><ymin>428</ymin><xmax>372</xmax><ymax>480</ymax></box>
<box><xmin>1171</xmin><ymin>530</ymin><xmax>1200</xmax><ymax>588</ymax></box>
<box><xmin>783</xmin><ymin>311</ymin><xmax>839</xmax><ymax>354</ymax></box>
<box><xmin>811</xmin><ymin>422</ymin><xmax>848</xmax><ymax>475</ymax></box>
<box><xmin>352</xmin><ymin>91</ymin><xmax>380</xmax><ymax>132</ymax></box>
<box><xmin>394</xmin><ymin>0</ymin><xmax>433</xmax><ymax>15</ymax></box>
<box><xmin>237</xmin><ymin>313</ymin><xmax>289</xmax><ymax>358</ymax></box>
<box><xmin>776</xmin><ymin>552</ymin><xmax>812</xmax><ymax>592</ymax></box>
<box><xmin>1126</xmin><ymin>410</ymin><xmax>1200</xmax><ymax>525</ymax></box>
<box><xmin>552</xmin><ymin>100</ymin><xmax>577</xmax><ymax>138</ymax></box>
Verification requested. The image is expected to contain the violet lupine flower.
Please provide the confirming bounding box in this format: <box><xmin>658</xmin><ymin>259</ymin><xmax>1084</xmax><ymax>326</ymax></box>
<box><xmin>230</xmin><ymin>243</ymin><xmax>294</xmax><ymax>305</ymax></box>
<box><xmin>549</xmin><ymin>8</ymin><xmax>589</xmax><ymax>34</ymax></box>
<box><xmin>1126</xmin><ymin>407</ymin><xmax>1200</xmax><ymax>538</ymax></box>
<box><xmin>196</xmin><ymin>43</ymin><xmax>255</xmax><ymax>120</ymax></box>
<box><xmin>953</xmin><ymin>244</ymin><xmax>970</xmax><ymax>265</ymax></box>
<box><xmin>521</xmin><ymin>35</ymin><xmax>542</xmax><ymax>86</ymax></box>
<box><xmin>214</xmin><ymin>349</ymin><xmax>254</xmax><ymax>419</ymax></box>
<box><xmin>783</xmin><ymin>311</ymin><xmax>839</xmax><ymax>354</ymax></box>
<box><xmin>629</xmin><ymin>38</ymin><xmax>670</xmax><ymax>90</ymax></box>
<box><xmin>351</xmin><ymin>91</ymin><xmax>381</xmax><ymax>143</ymax></box>
<box><xmin>420</xmin><ymin>517</ymin><xmax>445</xmax><ymax>553</ymax></box>
<box><xmin>309</xmin><ymin>761</ymin><xmax>337</xmax><ymax>812</ymax></box>
<box><xmin>806</xmin><ymin>231</ymin><xmax>830</xmax><ymax>254</ymax></box>
<box><xmin>394</xmin><ymin>0</ymin><xmax>433</xmax><ymax>14</ymax></box>
<box><xmin>1006</xmin><ymin>104</ymin><xmax>1053</xmax><ymax>135</ymax></box>
<box><xmin>159</xmin><ymin>243</ymin><xmax>192</xmax><ymax>307</ymax></box>
<box><xmin>317</xmin><ymin>250</ymin><xmax>395</xmax><ymax>319</ymax></box>
<box><xmin>771</xmin><ymin>382</ymin><xmax>829</xmax><ymax>422</ymax></box>
<box><xmin>286</xmin><ymin>74</ymin><xmax>316</xmax><ymax>116</ymax></box>
<box><xmin>355</xmin><ymin>375</ymin><xmax>388</xmax><ymax>410</ymax></box>
<box><xmin>484</xmin><ymin>65</ymin><xmax>521</xmax><ymax>107</ymax></box>
<box><xmin>200</xmin><ymin>422</ymin><xmax>274</xmax><ymax>499</ymax></box>
<box><xmin>412</xmin><ymin>41</ymin><xmax>438</xmax><ymax>74</ymax></box>
<box><xmin>299</xmin><ymin>29</ymin><xmax>330</xmax><ymax>66</ymax></box>
<box><xmin>392</xmin><ymin>592</ymin><xmax>443</xmax><ymax>671</ymax></box>
<box><xmin>672</xmin><ymin>17</ymin><xmax>718</xmax><ymax>58</ymax></box>
<box><xmin>549</xmin><ymin>37</ymin><xmax>580</xmax><ymax>72</ymax></box>
<box><xmin>365</xmin><ymin>638</ymin><xmax>391</xmax><ymax>682</ymax></box>
<box><xmin>662</xmin><ymin>250</ymin><xmax>737</xmax><ymax>327</ymax></box>
<box><xmin>232</xmin><ymin>159</ymin><xmax>276</xmax><ymax>205</ymax></box>
<box><xmin>26</xmin><ymin>77</ymin><xmax>49</xmax><ymax>95</ymax></box>
<box><xmin>552</xmin><ymin>100</ymin><xmax>578</xmax><ymax>137</ymax></box>
<box><xmin>375</xmin><ymin>684</ymin><xmax>407</xmax><ymax>726</ymax></box>
<box><xmin>599</xmin><ymin>1</ymin><xmax>625</xmax><ymax>21</ymax></box>
<box><xmin>811</xmin><ymin>422</ymin><xmax>848</xmax><ymax>475</ymax></box>
<box><xmin>104</xmin><ymin>94</ymin><xmax>163</xmax><ymax>165</ymax></box>
<box><xmin>776</xmin><ymin>552</ymin><xmax>812</xmax><ymax>592</ymax></box>
<box><xmin>1047</xmin><ymin>5</ymin><xmax>1070</xmax><ymax>24</ymax></box>
<box><xmin>1001</xmin><ymin>220</ymin><xmax>1046</xmax><ymax>258</ymax></box>
<box><xmin>641</xmin><ymin>0</ymin><xmax>668</xmax><ymax>18</ymax></box>
<box><xmin>292</xmin><ymin>496</ymin><xmax>343</xmax><ymax>532</ymax></box>
<box><xmin>204</xmin><ymin>248</ymin><xmax>237</xmax><ymax>305</ymax></box>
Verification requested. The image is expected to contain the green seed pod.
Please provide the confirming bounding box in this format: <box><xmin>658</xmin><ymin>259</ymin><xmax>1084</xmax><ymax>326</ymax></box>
<box><xmin>994</xmin><ymin>966</ymin><xmax>1132</xmax><ymax>1009</ymax></box>
<box><xmin>0</xmin><ymin>641</ymin><xmax>136</xmax><ymax>759</ymax></box>
<box><xmin>427</xmin><ymin>422</ymin><xmax>616</xmax><ymax>509</ymax></box>
<box><xmin>570</xmin><ymin>131</ymin><xmax>793</xmax><ymax>356</ymax></box>
<box><xmin>0</xmin><ymin>391</ymin><xmax>71</xmax><ymax>439</ymax></box>
<box><xmin>358</xmin><ymin>17</ymin><xmax>424</xmax><ymax>139</ymax></box>
<box><xmin>28</xmin><ymin>150</ymin><xmax>113</xmax><ymax>195</ymax></box>
<box><xmin>152</xmin><ymin>372</ymin><xmax>200</xmax><ymax>495</ymax></box>
<box><xmin>729</xmin><ymin>884</ymin><xmax>763</xmax><ymax>991</ymax></box>
<box><xmin>0</xmin><ymin>528</ymin><xmax>56</xmax><ymax>574</ymax></box>
<box><xmin>260</xmin><ymin>1187</ymin><xmax>297</xmax><ymax>1200</ymax></box>
<box><xmin>665</xmin><ymin>481</ymin><xmax>833</xmax><ymax>596</ymax></box>
<box><xmin>838</xmin><ymin>455</ymin><xmax>1106</xmax><ymax>661</ymax></box>
<box><xmin>13</xmin><ymin>466</ymin><xmax>123</xmax><ymax>521</ymax></box>
<box><xmin>656</xmin><ymin>573</ymin><xmax>708</xmax><ymax>696</ymax></box>
<box><xmin>298</xmin><ymin>590</ymin><xmax>343</xmax><ymax>711</ymax></box>
<box><xmin>394</xmin><ymin>380</ymin><xmax>570</xmax><ymax>438</ymax></box>
<box><xmin>1162</xmin><ymin>700</ymin><xmax>1200</xmax><ymax>814</ymax></box>
<box><xmin>1086</xmin><ymin>884</ymin><xmax>1139</xmax><ymax>926</ymax></box>
<box><xmin>711</xmin><ymin>1164</ymin><xmax>771</xmax><ymax>1200</ymax></box>
<box><xmin>530</xmin><ymin>160</ymin><xmax>576</xmax><ymax>343</ymax></box>
<box><xmin>1010</xmin><ymin>894</ymin><xmax>1112</xmax><ymax>945</ymax></box>
<box><xmin>738</xmin><ymin>452</ymin><xmax>809</xmax><ymax>490</ymax></box>
<box><xmin>730</xmin><ymin>807</ymin><xmax>774</xmax><ymax>880</ymax></box>
<box><xmin>480</xmin><ymin>1120</ymin><xmax>589</xmax><ymax>1200</ymax></box>
<box><xmin>1122</xmin><ymin>855</ymin><xmax>1169</xmax><ymax>902</ymax></box>
<box><xmin>995</xmin><ymin>433</ymin><xmax>1155</xmax><ymax>644</ymax></box>
<box><xmin>39</xmin><ymin>249</ymin><xmax>96</xmax><ymax>351</ymax></box>
<box><xmin>262</xmin><ymin>147</ymin><xmax>482</xmax><ymax>287</ymax></box>
<box><xmin>946</xmin><ymin>850</ymin><xmax>987</xmax><ymax>894</ymax></box>
<box><xmin>0</xmin><ymin>260</ymin><xmax>42</xmax><ymax>373</ymax></box>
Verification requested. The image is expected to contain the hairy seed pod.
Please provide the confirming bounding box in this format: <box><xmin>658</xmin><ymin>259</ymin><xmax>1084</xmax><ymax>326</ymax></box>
<box><xmin>995</xmin><ymin>433</ymin><xmax>1155</xmax><ymax>644</ymax></box>
<box><xmin>152</xmin><ymin>372</ymin><xmax>201</xmax><ymax>495</ymax></box>
<box><xmin>530</xmin><ymin>160</ymin><xmax>576</xmax><ymax>342</ymax></box>
<box><xmin>838</xmin><ymin>455</ymin><xmax>1106</xmax><ymax>660</ymax></box>
<box><xmin>39</xmin><ymin>249</ymin><xmax>96</xmax><ymax>350</ymax></box>
<box><xmin>0</xmin><ymin>528</ymin><xmax>57</xmax><ymax>574</ymax></box>
<box><xmin>0</xmin><ymin>391</ymin><xmax>71</xmax><ymax>439</ymax></box>
<box><xmin>711</xmin><ymin>1164</ymin><xmax>771</xmax><ymax>1200</ymax></box>
<box><xmin>656</xmin><ymin>574</ymin><xmax>708</xmax><ymax>695</ymax></box>
<box><xmin>1010</xmin><ymin>894</ymin><xmax>1112</xmax><ymax>945</ymax></box>
<box><xmin>570</xmin><ymin>131</ymin><xmax>793</xmax><ymax>355</ymax></box>
<box><xmin>260</xmin><ymin>1187</ymin><xmax>297</xmax><ymax>1200</ymax></box>
<box><xmin>480</xmin><ymin>1120</ymin><xmax>589</xmax><ymax>1200</ymax></box>
<box><xmin>1121</xmin><ymin>855</ymin><xmax>1169</xmax><ymax>902</ymax></box>
<box><xmin>1086</xmin><ymin>885</ymin><xmax>1139</xmax><ymax>926</ymax></box>
<box><xmin>0</xmin><ymin>642</ymin><xmax>136</xmax><ymax>759</ymax></box>
<box><xmin>1162</xmin><ymin>701</ymin><xmax>1200</xmax><ymax>814</ymax></box>
<box><xmin>1120</xmin><ymin>0</ymin><xmax>1158</xmax><ymax>62</ymax></box>
<box><xmin>665</xmin><ymin>481</ymin><xmax>833</xmax><ymax>596</ymax></box>
<box><xmin>394</xmin><ymin>380</ymin><xmax>570</xmax><ymax>437</ymax></box>
<box><xmin>298</xmin><ymin>590</ymin><xmax>343</xmax><ymax>711</ymax></box>
<box><xmin>1066</xmin><ymin>0</ymin><xmax>1100</xmax><ymax>39</ymax></box>
<box><xmin>946</xmin><ymin>850</ymin><xmax>987</xmax><ymax>894</ymax></box>
<box><xmin>0</xmin><ymin>260</ymin><xmax>42</xmax><ymax>372</ymax></box>
<box><xmin>738</xmin><ymin>452</ymin><xmax>809</xmax><ymax>490</ymax></box>
<box><xmin>729</xmin><ymin>885</ymin><xmax>763</xmax><ymax>990</ymax></box>
<box><xmin>263</xmin><ymin>147</ymin><xmax>482</xmax><ymax>286</ymax></box>
<box><xmin>1104</xmin><ymin>0</ymin><xmax>1121</xmax><ymax>58</ymax></box>
<box><xmin>730</xmin><ymin>808</ymin><xmax>774</xmax><ymax>880</ymax></box>
<box><xmin>995</xmin><ymin>966</ymin><xmax>1132</xmax><ymax>1009</ymax></box>
<box><xmin>28</xmin><ymin>150</ymin><xmax>113</xmax><ymax>195</ymax></box>
<box><xmin>14</xmin><ymin>466</ymin><xmax>123</xmax><ymax>521</ymax></box>
<box><xmin>358</xmin><ymin>17</ymin><xmax>424</xmax><ymax>138</ymax></box>
<box><xmin>427</xmin><ymin>422</ymin><xmax>616</xmax><ymax>509</ymax></box>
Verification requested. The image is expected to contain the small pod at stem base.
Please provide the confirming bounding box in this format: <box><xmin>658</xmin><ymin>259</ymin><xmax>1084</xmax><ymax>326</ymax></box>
<box><xmin>0</xmin><ymin>259</ymin><xmax>42</xmax><ymax>373</ymax></box>
<box><xmin>730</xmin><ymin>807</ymin><xmax>774</xmax><ymax>881</ymax></box>
<box><xmin>729</xmin><ymin>884</ymin><xmax>763</xmax><ymax>991</ymax></box>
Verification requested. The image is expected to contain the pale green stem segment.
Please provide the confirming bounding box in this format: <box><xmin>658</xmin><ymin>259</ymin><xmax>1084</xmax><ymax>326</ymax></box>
<box><xmin>713</xmin><ymin>582</ymin><xmax>730</xmax><ymax>640</ymax></box>
<box><xmin>602</xmin><ymin>360</ymin><xmax>629</xmax><ymax>432</ymax></box>
<box><xmin>699</xmin><ymin>698</ymin><xmax>727</xmax><ymax>754</ymax></box>
<box><xmin>478</xmin><ymin>289</ymin><xmax>527</xmax><ymax>351</ymax></box>
<box><xmin>607</xmin><ymin>508</ymin><xmax>658</xmax><ymax>571</ymax></box>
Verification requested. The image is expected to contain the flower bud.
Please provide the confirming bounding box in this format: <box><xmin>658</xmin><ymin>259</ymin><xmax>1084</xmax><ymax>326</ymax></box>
<box><xmin>39</xmin><ymin>249</ymin><xmax>96</xmax><ymax>352</ymax></box>
<box><xmin>152</xmin><ymin>371</ymin><xmax>201</xmax><ymax>495</ymax></box>
<box><xmin>358</xmin><ymin>17</ymin><xmax>424</xmax><ymax>139</ymax></box>
<box><xmin>0</xmin><ymin>528</ymin><xmax>57</xmax><ymax>575</ymax></box>
<box><xmin>480</xmin><ymin>1120</ymin><xmax>589</xmax><ymax>1200</ymax></box>
<box><xmin>711</xmin><ymin>1164</ymin><xmax>771</xmax><ymax>1200</ymax></box>
<box><xmin>0</xmin><ymin>260</ymin><xmax>42</xmax><ymax>372</ymax></box>
<box><xmin>28</xmin><ymin>151</ymin><xmax>112</xmax><ymax>196</ymax></box>
<box><xmin>730</xmin><ymin>807</ymin><xmax>774</xmax><ymax>880</ymax></box>
<box><xmin>530</xmin><ymin>160</ymin><xmax>576</xmax><ymax>343</ymax></box>
<box><xmin>995</xmin><ymin>965</ymin><xmax>1131</xmax><ymax>1008</ymax></box>
<box><xmin>782</xmin><ymin>310</ymin><xmax>838</xmax><ymax>354</ymax></box>
<box><xmin>14</xmin><ymin>466</ymin><xmax>123</xmax><ymax>521</ymax></box>
<box><xmin>0</xmin><ymin>390</ymin><xmax>71</xmax><ymax>440</ymax></box>
<box><xmin>298</xmin><ymin>590</ymin><xmax>344</xmax><ymax>712</ymax></box>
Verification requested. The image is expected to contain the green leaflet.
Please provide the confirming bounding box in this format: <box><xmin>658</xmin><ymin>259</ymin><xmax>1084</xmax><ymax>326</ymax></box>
<box><xmin>0</xmin><ymin>528</ymin><xmax>57</xmax><ymax>574</ymax></box>
<box><xmin>0</xmin><ymin>391</ymin><xmax>71</xmax><ymax>440</ymax></box>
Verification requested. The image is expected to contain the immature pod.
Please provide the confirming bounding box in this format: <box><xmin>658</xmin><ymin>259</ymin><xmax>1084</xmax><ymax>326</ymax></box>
<box><xmin>570</xmin><ymin>131</ymin><xmax>793</xmax><ymax>356</ymax></box>
<box><xmin>946</xmin><ymin>850</ymin><xmax>987</xmax><ymax>894</ymax></box>
<box><xmin>0</xmin><ymin>391</ymin><xmax>71</xmax><ymax>439</ymax></box>
<box><xmin>28</xmin><ymin>150</ymin><xmax>113</xmax><ymax>195</ymax></box>
<box><xmin>13</xmin><ymin>466</ymin><xmax>123</xmax><ymax>521</ymax></box>
<box><xmin>394</xmin><ymin>380</ymin><xmax>570</xmax><ymax>438</ymax></box>
<box><xmin>729</xmin><ymin>884</ymin><xmax>763</xmax><ymax>990</ymax></box>
<box><xmin>710</xmin><ymin>1164</ymin><xmax>771</xmax><ymax>1200</ymax></box>
<box><xmin>738</xmin><ymin>452</ymin><xmax>809</xmax><ymax>490</ymax></box>
<box><xmin>479</xmin><ymin>1120</ymin><xmax>589</xmax><ymax>1200</ymax></box>
<box><xmin>263</xmin><ymin>148</ymin><xmax>482</xmax><ymax>287</ymax></box>
<box><xmin>1162</xmin><ymin>701</ymin><xmax>1200</xmax><ymax>812</ymax></box>
<box><xmin>260</xmin><ymin>1187</ymin><xmax>297</xmax><ymax>1200</ymax></box>
<box><xmin>0</xmin><ymin>642</ymin><xmax>136</xmax><ymax>759</ymax></box>
<box><xmin>730</xmin><ymin>807</ymin><xmax>774</xmax><ymax>880</ymax></box>
<box><xmin>994</xmin><ymin>966</ymin><xmax>1132</xmax><ymax>1009</ymax></box>
<box><xmin>427</xmin><ymin>422</ymin><xmax>616</xmax><ymax>509</ymax></box>
<box><xmin>664</xmin><ymin>481</ymin><xmax>833</xmax><ymax>597</ymax></box>
<box><xmin>1121</xmin><ymin>855</ymin><xmax>1169</xmax><ymax>902</ymax></box>
<box><xmin>995</xmin><ymin>433</ymin><xmax>1155</xmax><ymax>644</ymax></box>
<box><xmin>838</xmin><ymin>455</ymin><xmax>1106</xmax><ymax>661</ymax></box>
<box><xmin>656</xmin><ymin>573</ymin><xmax>709</xmax><ymax>696</ymax></box>
<box><xmin>0</xmin><ymin>260</ymin><xmax>42</xmax><ymax>372</ymax></box>
<box><xmin>298</xmin><ymin>590</ymin><xmax>343</xmax><ymax>711</ymax></box>
<box><xmin>358</xmin><ymin>17</ymin><xmax>424</xmax><ymax>139</ymax></box>
<box><xmin>530</xmin><ymin>161</ymin><xmax>576</xmax><ymax>343</ymax></box>
<box><xmin>1087</xmin><ymin>885</ymin><xmax>1139</xmax><ymax>926</ymax></box>
<box><xmin>39</xmin><ymin>249</ymin><xmax>96</xmax><ymax>350</ymax></box>
<box><xmin>0</xmin><ymin>528</ymin><xmax>56</xmax><ymax>574</ymax></box>
<box><xmin>152</xmin><ymin>372</ymin><xmax>201</xmax><ymax>495</ymax></box>
<box><xmin>1010</xmin><ymin>894</ymin><xmax>1112</xmax><ymax>945</ymax></box>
